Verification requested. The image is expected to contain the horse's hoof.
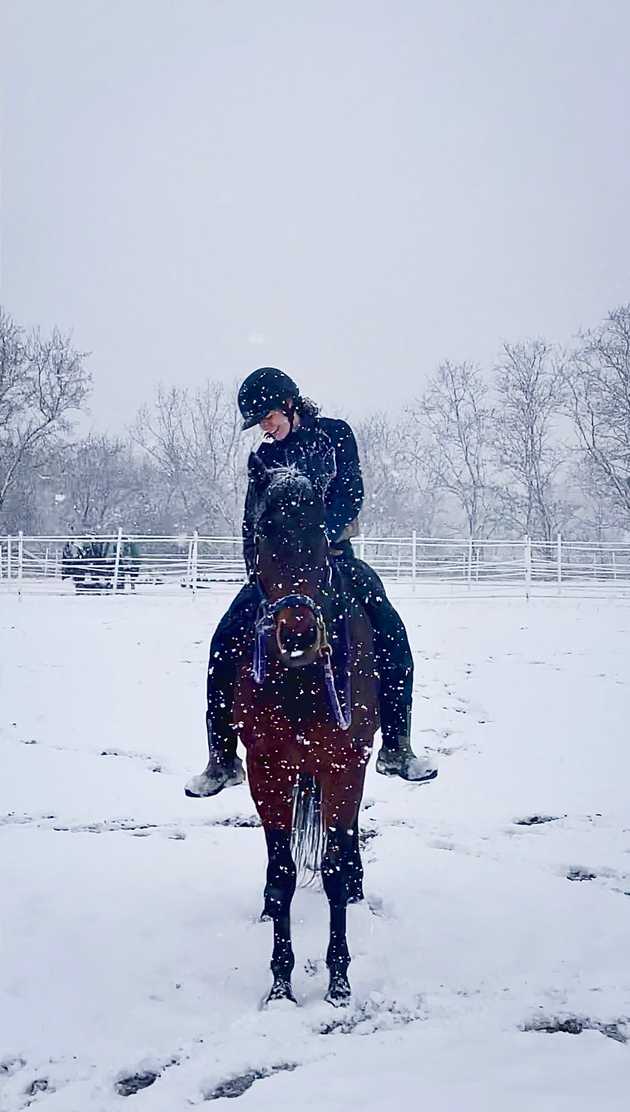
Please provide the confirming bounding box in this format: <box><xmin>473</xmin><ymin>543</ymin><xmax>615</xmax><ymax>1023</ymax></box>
<box><xmin>266</xmin><ymin>979</ymin><xmax>296</xmax><ymax>1005</ymax></box>
<box><xmin>325</xmin><ymin>974</ymin><xmax>351</xmax><ymax>1007</ymax></box>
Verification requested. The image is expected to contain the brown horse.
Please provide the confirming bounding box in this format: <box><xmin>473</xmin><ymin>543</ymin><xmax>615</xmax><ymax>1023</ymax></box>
<box><xmin>234</xmin><ymin>455</ymin><xmax>379</xmax><ymax>1005</ymax></box>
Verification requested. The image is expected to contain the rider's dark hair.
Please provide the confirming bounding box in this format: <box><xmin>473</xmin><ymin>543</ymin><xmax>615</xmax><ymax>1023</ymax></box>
<box><xmin>294</xmin><ymin>395</ymin><xmax>320</xmax><ymax>420</ymax></box>
<box><xmin>280</xmin><ymin>393</ymin><xmax>320</xmax><ymax>432</ymax></box>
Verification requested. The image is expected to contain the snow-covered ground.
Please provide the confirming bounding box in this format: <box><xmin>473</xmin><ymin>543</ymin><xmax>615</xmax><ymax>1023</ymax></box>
<box><xmin>1</xmin><ymin>587</ymin><xmax>629</xmax><ymax>1111</ymax></box>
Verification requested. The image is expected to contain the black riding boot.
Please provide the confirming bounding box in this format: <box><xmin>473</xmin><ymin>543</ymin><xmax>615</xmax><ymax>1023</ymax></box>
<box><xmin>376</xmin><ymin>708</ymin><xmax>438</xmax><ymax>782</ymax></box>
<box><xmin>185</xmin><ymin>584</ymin><xmax>259</xmax><ymax>798</ymax></box>
<box><xmin>339</xmin><ymin>555</ymin><xmax>437</xmax><ymax>783</ymax></box>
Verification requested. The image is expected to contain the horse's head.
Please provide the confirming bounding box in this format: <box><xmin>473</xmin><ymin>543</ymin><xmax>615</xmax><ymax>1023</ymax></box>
<box><xmin>249</xmin><ymin>450</ymin><xmax>335</xmax><ymax>668</ymax></box>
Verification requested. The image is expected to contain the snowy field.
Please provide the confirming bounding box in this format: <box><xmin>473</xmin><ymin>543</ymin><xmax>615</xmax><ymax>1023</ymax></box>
<box><xmin>1</xmin><ymin>586</ymin><xmax>630</xmax><ymax>1111</ymax></box>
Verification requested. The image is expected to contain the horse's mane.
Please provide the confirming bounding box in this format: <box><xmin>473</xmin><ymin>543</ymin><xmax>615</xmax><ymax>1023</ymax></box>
<box><xmin>266</xmin><ymin>464</ymin><xmax>314</xmax><ymax>502</ymax></box>
<box><xmin>268</xmin><ymin>463</ymin><xmax>309</xmax><ymax>484</ymax></box>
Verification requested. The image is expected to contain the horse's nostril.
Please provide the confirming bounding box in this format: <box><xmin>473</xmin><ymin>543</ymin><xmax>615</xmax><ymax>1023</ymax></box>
<box><xmin>279</xmin><ymin>625</ymin><xmax>318</xmax><ymax>655</ymax></box>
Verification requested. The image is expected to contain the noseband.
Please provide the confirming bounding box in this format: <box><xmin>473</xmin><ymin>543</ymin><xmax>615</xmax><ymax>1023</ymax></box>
<box><xmin>253</xmin><ymin>589</ymin><xmax>352</xmax><ymax>730</ymax></box>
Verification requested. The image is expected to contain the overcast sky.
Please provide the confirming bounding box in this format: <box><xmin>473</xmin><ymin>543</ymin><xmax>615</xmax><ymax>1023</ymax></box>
<box><xmin>3</xmin><ymin>0</ymin><xmax>630</xmax><ymax>432</ymax></box>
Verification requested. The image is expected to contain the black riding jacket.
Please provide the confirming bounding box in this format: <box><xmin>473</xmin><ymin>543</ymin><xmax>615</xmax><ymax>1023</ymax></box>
<box><xmin>242</xmin><ymin>415</ymin><xmax>364</xmax><ymax>576</ymax></box>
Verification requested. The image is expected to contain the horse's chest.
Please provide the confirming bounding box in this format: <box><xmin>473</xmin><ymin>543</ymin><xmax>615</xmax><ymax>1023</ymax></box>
<box><xmin>237</xmin><ymin>664</ymin><xmax>325</xmax><ymax>733</ymax></box>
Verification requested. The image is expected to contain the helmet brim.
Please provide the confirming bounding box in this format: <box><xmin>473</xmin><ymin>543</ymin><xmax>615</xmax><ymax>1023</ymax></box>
<box><xmin>241</xmin><ymin>410</ymin><xmax>268</xmax><ymax>431</ymax></box>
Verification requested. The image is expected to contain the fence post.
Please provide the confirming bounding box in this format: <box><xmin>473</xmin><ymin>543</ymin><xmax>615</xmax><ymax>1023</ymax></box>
<box><xmin>185</xmin><ymin>536</ymin><xmax>193</xmax><ymax>588</ymax></box>
<box><xmin>18</xmin><ymin>531</ymin><xmax>24</xmax><ymax>592</ymax></box>
<box><xmin>556</xmin><ymin>533</ymin><xmax>562</xmax><ymax>593</ymax></box>
<box><xmin>192</xmin><ymin>529</ymin><xmax>199</xmax><ymax>595</ymax></box>
<box><xmin>411</xmin><ymin>530</ymin><xmax>417</xmax><ymax>588</ymax></box>
<box><xmin>612</xmin><ymin>550</ymin><xmax>617</xmax><ymax>581</ymax></box>
<box><xmin>7</xmin><ymin>536</ymin><xmax>12</xmax><ymax>583</ymax></box>
<box><xmin>112</xmin><ymin>528</ymin><xmax>123</xmax><ymax>593</ymax></box>
<box><xmin>467</xmin><ymin>537</ymin><xmax>473</xmax><ymax>588</ymax></box>
<box><xmin>359</xmin><ymin>532</ymin><xmax>365</xmax><ymax>562</ymax></box>
<box><xmin>524</xmin><ymin>534</ymin><xmax>532</xmax><ymax>599</ymax></box>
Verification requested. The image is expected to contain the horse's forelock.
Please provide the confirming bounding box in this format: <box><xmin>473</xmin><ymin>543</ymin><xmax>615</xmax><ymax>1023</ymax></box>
<box><xmin>266</xmin><ymin>465</ymin><xmax>314</xmax><ymax>504</ymax></box>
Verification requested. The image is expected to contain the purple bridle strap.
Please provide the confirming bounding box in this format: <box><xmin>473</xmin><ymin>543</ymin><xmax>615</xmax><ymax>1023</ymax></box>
<box><xmin>322</xmin><ymin>649</ymin><xmax>352</xmax><ymax>730</ymax></box>
<box><xmin>253</xmin><ymin>594</ymin><xmax>320</xmax><ymax>686</ymax></box>
<box><xmin>252</xmin><ymin>591</ymin><xmax>352</xmax><ymax>730</ymax></box>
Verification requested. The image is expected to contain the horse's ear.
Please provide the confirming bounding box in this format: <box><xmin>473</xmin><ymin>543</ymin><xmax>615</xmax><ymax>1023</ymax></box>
<box><xmin>248</xmin><ymin>451</ymin><xmax>270</xmax><ymax>490</ymax></box>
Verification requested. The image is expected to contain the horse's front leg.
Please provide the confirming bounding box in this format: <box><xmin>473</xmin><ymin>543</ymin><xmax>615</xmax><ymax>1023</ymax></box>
<box><xmin>263</xmin><ymin>828</ymin><xmax>297</xmax><ymax>1003</ymax></box>
<box><xmin>347</xmin><ymin>822</ymin><xmax>364</xmax><ymax>903</ymax></box>
<box><xmin>321</xmin><ymin>826</ymin><xmax>355</xmax><ymax>1005</ymax></box>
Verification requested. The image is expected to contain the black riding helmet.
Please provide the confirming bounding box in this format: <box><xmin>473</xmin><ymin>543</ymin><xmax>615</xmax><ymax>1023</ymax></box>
<box><xmin>238</xmin><ymin>367</ymin><xmax>300</xmax><ymax>431</ymax></box>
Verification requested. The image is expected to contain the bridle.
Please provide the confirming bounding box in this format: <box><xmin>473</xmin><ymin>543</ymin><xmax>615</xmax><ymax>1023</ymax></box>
<box><xmin>252</xmin><ymin>586</ymin><xmax>352</xmax><ymax>730</ymax></box>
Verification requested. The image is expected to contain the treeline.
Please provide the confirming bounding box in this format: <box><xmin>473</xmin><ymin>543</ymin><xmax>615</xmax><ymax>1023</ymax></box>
<box><xmin>1</xmin><ymin>304</ymin><xmax>629</xmax><ymax>540</ymax></box>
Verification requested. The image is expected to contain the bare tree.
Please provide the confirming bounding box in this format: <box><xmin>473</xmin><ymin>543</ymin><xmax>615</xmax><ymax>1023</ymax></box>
<box><xmin>402</xmin><ymin>436</ymin><xmax>446</xmax><ymax>536</ymax></box>
<box><xmin>55</xmin><ymin>435</ymin><xmax>152</xmax><ymax>531</ymax></box>
<box><xmin>564</xmin><ymin>305</ymin><xmax>630</xmax><ymax>519</ymax></box>
<box><xmin>132</xmin><ymin>382</ymin><xmax>250</xmax><ymax>532</ymax></box>
<box><xmin>568</xmin><ymin>457</ymin><xmax>627</xmax><ymax>541</ymax></box>
<box><xmin>355</xmin><ymin>412</ymin><xmax>416</xmax><ymax>533</ymax></box>
<box><xmin>493</xmin><ymin>340</ymin><xmax>566</xmax><ymax>541</ymax></box>
<box><xmin>0</xmin><ymin>307</ymin><xmax>91</xmax><ymax>517</ymax></box>
<box><xmin>406</xmin><ymin>361</ymin><xmax>494</xmax><ymax>537</ymax></box>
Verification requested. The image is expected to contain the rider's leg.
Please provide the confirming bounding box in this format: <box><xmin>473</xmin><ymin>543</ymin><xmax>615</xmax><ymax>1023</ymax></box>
<box><xmin>341</xmin><ymin>556</ymin><xmax>437</xmax><ymax>783</ymax></box>
<box><xmin>185</xmin><ymin>584</ymin><xmax>259</xmax><ymax>797</ymax></box>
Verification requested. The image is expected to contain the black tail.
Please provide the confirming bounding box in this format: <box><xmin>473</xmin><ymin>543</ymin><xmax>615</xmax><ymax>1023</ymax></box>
<box><xmin>291</xmin><ymin>774</ymin><xmax>323</xmax><ymax>884</ymax></box>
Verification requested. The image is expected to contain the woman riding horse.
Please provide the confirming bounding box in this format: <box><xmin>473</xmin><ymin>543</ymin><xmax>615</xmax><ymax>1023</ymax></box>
<box><xmin>235</xmin><ymin>451</ymin><xmax>379</xmax><ymax>1004</ymax></box>
<box><xmin>186</xmin><ymin>367</ymin><xmax>437</xmax><ymax>797</ymax></box>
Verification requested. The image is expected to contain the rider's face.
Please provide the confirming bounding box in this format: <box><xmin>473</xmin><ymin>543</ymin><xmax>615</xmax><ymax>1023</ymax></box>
<box><xmin>259</xmin><ymin>405</ymin><xmax>292</xmax><ymax>441</ymax></box>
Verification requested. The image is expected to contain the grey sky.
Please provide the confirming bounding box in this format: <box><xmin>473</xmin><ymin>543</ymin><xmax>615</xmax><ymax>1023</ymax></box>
<box><xmin>3</xmin><ymin>0</ymin><xmax>630</xmax><ymax>432</ymax></box>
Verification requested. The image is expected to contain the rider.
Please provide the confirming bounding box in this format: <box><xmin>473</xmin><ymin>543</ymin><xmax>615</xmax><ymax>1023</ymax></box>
<box><xmin>185</xmin><ymin>367</ymin><xmax>438</xmax><ymax>797</ymax></box>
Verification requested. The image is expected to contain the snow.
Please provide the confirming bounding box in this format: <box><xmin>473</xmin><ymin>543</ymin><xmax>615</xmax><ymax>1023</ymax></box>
<box><xmin>1</xmin><ymin>587</ymin><xmax>629</xmax><ymax>1110</ymax></box>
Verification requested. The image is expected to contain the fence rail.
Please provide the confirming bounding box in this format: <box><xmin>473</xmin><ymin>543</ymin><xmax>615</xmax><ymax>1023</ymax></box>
<box><xmin>2</xmin><ymin>531</ymin><xmax>630</xmax><ymax>597</ymax></box>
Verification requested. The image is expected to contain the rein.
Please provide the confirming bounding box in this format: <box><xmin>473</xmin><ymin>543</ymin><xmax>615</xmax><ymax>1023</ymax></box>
<box><xmin>253</xmin><ymin>588</ymin><xmax>352</xmax><ymax>730</ymax></box>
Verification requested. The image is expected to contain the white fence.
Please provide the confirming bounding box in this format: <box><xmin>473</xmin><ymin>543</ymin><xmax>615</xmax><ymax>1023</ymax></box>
<box><xmin>2</xmin><ymin>531</ymin><xmax>630</xmax><ymax>598</ymax></box>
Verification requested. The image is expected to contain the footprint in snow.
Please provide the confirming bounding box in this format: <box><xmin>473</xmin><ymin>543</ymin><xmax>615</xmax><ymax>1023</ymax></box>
<box><xmin>99</xmin><ymin>748</ymin><xmax>164</xmax><ymax>773</ymax></box>
<box><xmin>431</xmin><ymin>743</ymin><xmax>466</xmax><ymax>757</ymax></box>
<box><xmin>316</xmin><ymin>992</ymin><xmax>425</xmax><ymax>1036</ymax></box>
<box><xmin>12</xmin><ymin>735</ymin><xmax>166</xmax><ymax>773</ymax></box>
<box><xmin>115</xmin><ymin>1056</ymin><xmax>178</xmax><ymax>1097</ymax></box>
<box><xmin>513</xmin><ymin>815</ymin><xmax>562</xmax><ymax>827</ymax></box>
<box><xmin>16</xmin><ymin>814</ymin><xmax>259</xmax><ymax>837</ymax></box>
<box><xmin>115</xmin><ymin>1071</ymin><xmax>159</xmax><ymax>1097</ymax></box>
<box><xmin>428</xmin><ymin>837</ymin><xmax>482</xmax><ymax>859</ymax></box>
<box><xmin>365</xmin><ymin>893</ymin><xmax>390</xmax><ymax>919</ymax></box>
<box><xmin>0</xmin><ymin>813</ymin><xmax>55</xmax><ymax>828</ymax></box>
<box><xmin>522</xmin><ymin>1014</ymin><xmax>629</xmax><ymax>1044</ymax></box>
<box><xmin>566</xmin><ymin>867</ymin><xmax>598</xmax><ymax>882</ymax></box>
<box><xmin>359</xmin><ymin>823</ymin><xmax>379</xmax><ymax>849</ymax></box>
<box><xmin>202</xmin><ymin>1063</ymin><xmax>299</xmax><ymax>1101</ymax></box>
<box><xmin>564</xmin><ymin>864</ymin><xmax>630</xmax><ymax>895</ymax></box>
<box><xmin>0</xmin><ymin>1056</ymin><xmax>26</xmax><ymax>1076</ymax></box>
<box><xmin>52</xmin><ymin>818</ymin><xmax>161</xmax><ymax>835</ymax></box>
<box><xmin>25</xmin><ymin>1078</ymin><xmax>50</xmax><ymax>1102</ymax></box>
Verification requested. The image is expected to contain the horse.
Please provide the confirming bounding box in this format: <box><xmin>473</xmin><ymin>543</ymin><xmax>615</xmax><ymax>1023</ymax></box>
<box><xmin>234</xmin><ymin>454</ymin><xmax>380</xmax><ymax>1006</ymax></box>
